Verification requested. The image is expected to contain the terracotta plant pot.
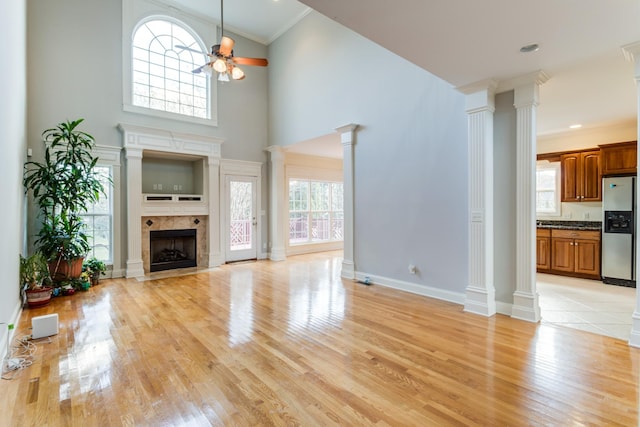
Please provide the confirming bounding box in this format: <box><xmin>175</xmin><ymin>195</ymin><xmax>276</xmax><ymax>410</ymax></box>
<box><xmin>48</xmin><ymin>257</ymin><xmax>84</xmax><ymax>281</ymax></box>
<box><xmin>26</xmin><ymin>287</ymin><xmax>53</xmax><ymax>307</ymax></box>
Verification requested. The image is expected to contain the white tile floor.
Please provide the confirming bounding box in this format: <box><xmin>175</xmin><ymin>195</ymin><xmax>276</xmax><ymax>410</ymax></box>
<box><xmin>537</xmin><ymin>273</ymin><xmax>636</xmax><ymax>341</ymax></box>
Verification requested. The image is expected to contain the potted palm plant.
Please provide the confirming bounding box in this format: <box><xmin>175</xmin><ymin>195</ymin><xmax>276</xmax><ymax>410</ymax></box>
<box><xmin>23</xmin><ymin>119</ymin><xmax>107</xmax><ymax>281</ymax></box>
<box><xmin>19</xmin><ymin>252</ymin><xmax>53</xmax><ymax>307</ymax></box>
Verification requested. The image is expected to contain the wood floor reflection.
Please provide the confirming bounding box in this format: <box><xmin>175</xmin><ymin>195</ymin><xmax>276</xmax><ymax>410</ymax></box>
<box><xmin>2</xmin><ymin>251</ymin><xmax>638</xmax><ymax>426</ymax></box>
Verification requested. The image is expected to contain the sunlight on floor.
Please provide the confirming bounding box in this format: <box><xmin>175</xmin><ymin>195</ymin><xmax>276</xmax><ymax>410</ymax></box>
<box><xmin>537</xmin><ymin>273</ymin><xmax>635</xmax><ymax>341</ymax></box>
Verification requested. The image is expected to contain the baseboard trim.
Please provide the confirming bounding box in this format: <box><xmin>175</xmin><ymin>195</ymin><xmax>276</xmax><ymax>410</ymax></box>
<box><xmin>0</xmin><ymin>302</ymin><xmax>22</xmax><ymax>362</ymax></box>
<box><xmin>354</xmin><ymin>272</ymin><xmax>465</xmax><ymax>306</ymax></box>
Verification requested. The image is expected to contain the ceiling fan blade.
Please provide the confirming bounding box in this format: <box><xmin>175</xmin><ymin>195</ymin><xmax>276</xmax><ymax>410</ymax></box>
<box><xmin>176</xmin><ymin>44</ymin><xmax>205</xmax><ymax>54</ymax></box>
<box><xmin>192</xmin><ymin>63</ymin><xmax>209</xmax><ymax>73</ymax></box>
<box><xmin>219</xmin><ymin>36</ymin><xmax>235</xmax><ymax>57</ymax></box>
<box><xmin>232</xmin><ymin>57</ymin><xmax>269</xmax><ymax>67</ymax></box>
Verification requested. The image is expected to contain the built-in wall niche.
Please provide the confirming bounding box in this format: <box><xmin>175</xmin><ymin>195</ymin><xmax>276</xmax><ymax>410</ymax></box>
<box><xmin>142</xmin><ymin>153</ymin><xmax>204</xmax><ymax>195</ymax></box>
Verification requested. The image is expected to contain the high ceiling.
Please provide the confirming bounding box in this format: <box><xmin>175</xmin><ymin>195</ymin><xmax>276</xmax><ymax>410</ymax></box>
<box><xmin>172</xmin><ymin>0</ymin><xmax>639</xmax><ymax>151</ymax></box>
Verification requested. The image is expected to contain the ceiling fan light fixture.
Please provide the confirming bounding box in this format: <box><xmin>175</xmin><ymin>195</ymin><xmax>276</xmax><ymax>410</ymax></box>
<box><xmin>231</xmin><ymin>66</ymin><xmax>245</xmax><ymax>80</ymax></box>
<box><xmin>218</xmin><ymin>72</ymin><xmax>230</xmax><ymax>82</ymax></box>
<box><xmin>213</xmin><ymin>58</ymin><xmax>227</xmax><ymax>73</ymax></box>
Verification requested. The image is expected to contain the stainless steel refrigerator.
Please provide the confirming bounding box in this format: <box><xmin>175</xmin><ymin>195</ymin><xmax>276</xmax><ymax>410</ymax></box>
<box><xmin>602</xmin><ymin>176</ymin><xmax>636</xmax><ymax>287</ymax></box>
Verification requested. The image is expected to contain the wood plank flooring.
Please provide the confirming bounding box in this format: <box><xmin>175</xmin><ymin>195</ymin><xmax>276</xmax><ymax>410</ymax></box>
<box><xmin>1</xmin><ymin>251</ymin><xmax>638</xmax><ymax>426</ymax></box>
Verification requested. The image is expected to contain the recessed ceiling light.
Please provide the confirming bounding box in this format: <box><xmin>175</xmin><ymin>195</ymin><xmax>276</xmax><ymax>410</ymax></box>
<box><xmin>520</xmin><ymin>43</ymin><xmax>539</xmax><ymax>53</ymax></box>
<box><xmin>569</xmin><ymin>124</ymin><xmax>582</xmax><ymax>129</ymax></box>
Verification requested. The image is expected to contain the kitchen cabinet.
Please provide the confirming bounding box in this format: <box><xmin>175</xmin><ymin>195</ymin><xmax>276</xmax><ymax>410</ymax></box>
<box><xmin>536</xmin><ymin>228</ymin><xmax>551</xmax><ymax>272</ymax></box>
<box><xmin>561</xmin><ymin>150</ymin><xmax>601</xmax><ymax>202</ymax></box>
<box><xmin>550</xmin><ymin>229</ymin><xmax>600</xmax><ymax>279</ymax></box>
<box><xmin>599</xmin><ymin>141</ymin><xmax>637</xmax><ymax>176</ymax></box>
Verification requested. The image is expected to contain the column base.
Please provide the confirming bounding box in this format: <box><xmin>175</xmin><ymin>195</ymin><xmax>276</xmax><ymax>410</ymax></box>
<box><xmin>464</xmin><ymin>285</ymin><xmax>496</xmax><ymax>317</ymax></box>
<box><xmin>341</xmin><ymin>260</ymin><xmax>355</xmax><ymax>280</ymax></box>
<box><xmin>629</xmin><ymin>311</ymin><xmax>640</xmax><ymax>348</ymax></box>
<box><xmin>209</xmin><ymin>252</ymin><xmax>224</xmax><ymax>268</ymax></box>
<box><xmin>270</xmin><ymin>247</ymin><xmax>286</xmax><ymax>261</ymax></box>
<box><xmin>125</xmin><ymin>259</ymin><xmax>145</xmax><ymax>278</ymax></box>
<box><xmin>511</xmin><ymin>290</ymin><xmax>541</xmax><ymax>322</ymax></box>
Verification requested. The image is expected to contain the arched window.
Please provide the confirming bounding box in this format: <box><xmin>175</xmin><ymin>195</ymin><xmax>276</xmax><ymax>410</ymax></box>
<box><xmin>131</xmin><ymin>18</ymin><xmax>210</xmax><ymax>119</ymax></box>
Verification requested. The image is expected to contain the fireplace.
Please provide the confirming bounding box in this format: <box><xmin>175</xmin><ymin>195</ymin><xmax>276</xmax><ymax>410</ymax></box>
<box><xmin>150</xmin><ymin>229</ymin><xmax>197</xmax><ymax>272</ymax></box>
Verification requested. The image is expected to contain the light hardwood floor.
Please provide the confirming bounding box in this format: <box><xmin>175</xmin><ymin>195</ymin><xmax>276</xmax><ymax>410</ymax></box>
<box><xmin>1</xmin><ymin>251</ymin><xmax>639</xmax><ymax>426</ymax></box>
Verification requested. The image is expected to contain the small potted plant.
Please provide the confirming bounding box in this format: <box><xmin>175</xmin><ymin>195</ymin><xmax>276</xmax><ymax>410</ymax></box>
<box><xmin>19</xmin><ymin>253</ymin><xmax>53</xmax><ymax>307</ymax></box>
<box><xmin>83</xmin><ymin>257</ymin><xmax>106</xmax><ymax>286</ymax></box>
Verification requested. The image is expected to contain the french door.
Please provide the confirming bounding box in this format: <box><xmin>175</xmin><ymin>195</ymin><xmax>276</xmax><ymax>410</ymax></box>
<box><xmin>225</xmin><ymin>175</ymin><xmax>258</xmax><ymax>262</ymax></box>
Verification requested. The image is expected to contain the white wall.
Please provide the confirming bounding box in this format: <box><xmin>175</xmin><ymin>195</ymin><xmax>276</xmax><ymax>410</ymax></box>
<box><xmin>26</xmin><ymin>0</ymin><xmax>270</xmax><ymax>270</ymax></box>
<box><xmin>0</xmin><ymin>0</ymin><xmax>26</xmax><ymax>354</ymax></box>
<box><xmin>269</xmin><ymin>12</ymin><xmax>469</xmax><ymax>294</ymax></box>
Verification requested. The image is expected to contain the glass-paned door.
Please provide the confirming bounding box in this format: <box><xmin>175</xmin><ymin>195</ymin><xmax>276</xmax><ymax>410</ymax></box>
<box><xmin>226</xmin><ymin>176</ymin><xmax>257</xmax><ymax>262</ymax></box>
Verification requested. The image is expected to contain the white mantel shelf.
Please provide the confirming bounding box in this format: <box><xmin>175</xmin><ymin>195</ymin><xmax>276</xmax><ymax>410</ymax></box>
<box><xmin>142</xmin><ymin>193</ymin><xmax>207</xmax><ymax>216</ymax></box>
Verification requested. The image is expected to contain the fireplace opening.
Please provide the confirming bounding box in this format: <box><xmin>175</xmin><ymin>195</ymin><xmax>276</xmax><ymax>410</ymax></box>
<box><xmin>150</xmin><ymin>229</ymin><xmax>197</xmax><ymax>272</ymax></box>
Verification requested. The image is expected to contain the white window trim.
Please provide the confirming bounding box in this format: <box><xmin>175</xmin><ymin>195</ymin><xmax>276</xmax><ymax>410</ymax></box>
<box><xmin>92</xmin><ymin>145</ymin><xmax>123</xmax><ymax>278</ymax></box>
<box><xmin>536</xmin><ymin>160</ymin><xmax>561</xmax><ymax>217</ymax></box>
<box><xmin>122</xmin><ymin>0</ymin><xmax>219</xmax><ymax>127</ymax></box>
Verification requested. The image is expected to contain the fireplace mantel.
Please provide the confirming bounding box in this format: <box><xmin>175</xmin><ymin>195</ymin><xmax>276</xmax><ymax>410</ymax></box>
<box><xmin>118</xmin><ymin>124</ymin><xmax>224</xmax><ymax>277</ymax></box>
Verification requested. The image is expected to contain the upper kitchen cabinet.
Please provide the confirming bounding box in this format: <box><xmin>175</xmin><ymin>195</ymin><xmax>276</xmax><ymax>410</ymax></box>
<box><xmin>599</xmin><ymin>141</ymin><xmax>637</xmax><ymax>176</ymax></box>
<box><xmin>561</xmin><ymin>150</ymin><xmax>601</xmax><ymax>202</ymax></box>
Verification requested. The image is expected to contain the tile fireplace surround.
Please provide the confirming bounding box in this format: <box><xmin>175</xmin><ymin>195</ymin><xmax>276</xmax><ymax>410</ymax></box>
<box><xmin>141</xmin><ymin>216</ymin><xmax>208</xmax><ymax>273</ymax></box>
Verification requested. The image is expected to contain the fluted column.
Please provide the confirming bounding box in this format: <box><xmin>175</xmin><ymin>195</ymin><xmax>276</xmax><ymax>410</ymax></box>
<box><xmin>512</xmin><ymin>75</ymin><xmax>547</xmax><ymax>322</ymax></box>
<box><xmin>208</xmin><ymin>156</ymin><xmax>223</xmax><ymax>267</ymax></box>
<box><xmin>124</xmin><ymin>147</ymin><xmax>145</xmax><ymax>278</ymax></box>
<box><xmin>459</xmin><ymin>81</ymin><xmax>497</xmax><ymax>316</ymax></box>
<box><xmin>623</xmin><ymin>41</ymin><xmax>640</xmax><ymax>348</ymax></box>
<box><xmin>336</xmin><ymin>124</ymin><xmax>359</xmax><ymax>279</ymax></box>
<box><xmin>266</xmin><ymin>146</ymin><xmax>286</xmax><ymax>261</ymax></box>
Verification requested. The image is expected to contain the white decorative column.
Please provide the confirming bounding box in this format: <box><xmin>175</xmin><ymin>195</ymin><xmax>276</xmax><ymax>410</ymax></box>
<box><xmin>623</xmin><ymin>41</ymin><xmax>640</xmax><ymax>347</ymax></box>
<box><xmin>511</xmin><ymin>73</ymin><xmax>548</xmax><ymax>322</ymax></box>
<box><xmin>336</xmin><ymin>124</ymin><xmax>359</xmax><ymax>279</ymax></box>
<box><xmin>124</xmin><ymin>147</ymin><xmax>145</xmax><ymax>278</ymax></box>
<box><xmin>459</xmin><ymin>81</ymin><xmax>497</xmax><ymax>316</ymax></box>
<box><xmin>208</xmin><ymin>157</ymin><xmax>223</xmax><ymax>267</ymax></box>
<box><xmin>266</xmin><ymin>146</ymin><xmax>286</xmax><ymax>261</ymax></box>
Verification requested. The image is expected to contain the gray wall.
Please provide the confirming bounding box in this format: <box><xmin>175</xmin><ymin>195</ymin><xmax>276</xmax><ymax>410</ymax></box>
<box><xmin>493</xmin><ymin>91</ymin><xmax>518</xmax><ymax>304</ymax></box>
<box><xmin>0</xmin><ymin>0</ymin><xmax>27</xmax><ymax>346</ymax></box>
<box><xmin>269</xmin><ymin>12</ymin><xmax>469</xmax><ymax>293</ymax></box>
<box><xmin>27</xmin><ymin>0</ymin><xmax>270</xmax><ymax>268</ymax></box>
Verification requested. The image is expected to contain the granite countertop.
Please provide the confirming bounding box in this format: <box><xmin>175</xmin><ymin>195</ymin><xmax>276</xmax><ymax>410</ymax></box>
<box><xmin>536</xmin><ymin>220</ymin><xmax>602</xmax><ymax>231</ymax></box>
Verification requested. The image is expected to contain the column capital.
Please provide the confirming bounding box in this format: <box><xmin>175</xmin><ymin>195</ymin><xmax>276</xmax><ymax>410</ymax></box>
<box><xmin>124</xmin><ymin>146</ymin><xmax>143</xmax><ymax>159</ymax></box>
<box><xmin>622</xmin><ymin>41</ymin><xmax>640</xmax><ymax>78</ymax></box>
<box><xmin>336</xmin><ymin>124</ymin><xmax>359</xmax><ymax>147</ymax></box>
<box><xmin>458</xmin><ymin>79</ymin><xmax>498</xmax><ymax>114</ymax></box>
<box><xmin>265</xmin><ymin>145</ymin><xmax>286</xmax><ymax>161</ymax></box>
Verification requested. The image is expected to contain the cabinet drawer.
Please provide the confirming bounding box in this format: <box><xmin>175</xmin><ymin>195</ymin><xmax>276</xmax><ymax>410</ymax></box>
<box><xmin>551</xmin><ymin>229</ymin><xmax>600</xmax><ymax>240</ymax></box>
<box><xmin>537</xmin><ymin>228</ymin><xmax>551</xmax><ymax>237</ymax></box>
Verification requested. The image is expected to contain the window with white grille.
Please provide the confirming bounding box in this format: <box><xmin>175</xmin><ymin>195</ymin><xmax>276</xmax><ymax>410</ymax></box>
<box><xmin>289</xmin><ymin>180</ymin><xmax>344</xmax><ymax>244</ymax></box>
<box><xmin>131</xmin><ymin>18</ymin><xmax>210</xmax><ymax>120</ymax></box>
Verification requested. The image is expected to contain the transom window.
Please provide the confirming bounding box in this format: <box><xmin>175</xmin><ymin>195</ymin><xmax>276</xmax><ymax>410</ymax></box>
<box><xmin>132</xmin><ymin>19</ymin><xmax>210</xmax><ymax>119</ymax></box>
<box><xmin>289</xmin><ymin>180</ymin><xmax>344</xmax><ymax>244</ymax></box>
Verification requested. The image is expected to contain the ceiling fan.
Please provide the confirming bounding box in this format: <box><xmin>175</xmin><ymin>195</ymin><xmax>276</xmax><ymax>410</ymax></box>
<box><xmin>177</xmin><ymin>0</ymin><xmax>268</xmax><ymax>81</ymax></box>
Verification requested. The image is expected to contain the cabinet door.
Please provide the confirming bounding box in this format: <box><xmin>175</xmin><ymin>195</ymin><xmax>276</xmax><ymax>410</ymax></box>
<box><xmin>536</xmin><ymin>236</ymin><xmax>551</xmax><ymax>272</ymax></box>
<box><xmin>551</xmin><ymin>237</ymin><xmax>574</xmax><ymax>272</ymax></box>
<box><xmin>574</xmin><ymin>239</ymin><xmax>601</xmax><ymax>277</ymax></box>
<box><xmin>600</xmin><ymin>142</ymin><xmax>637</xmax><ymax>176</ymax></box>
<box><xmin>581</xmin><ymin>151</ymin><xmax>601</xmax><ymax>201</ymax></box>
<box><xmin>561</xmin><ymin>153</ymin><xmax>580</xmax><ymax>202</ymax></box>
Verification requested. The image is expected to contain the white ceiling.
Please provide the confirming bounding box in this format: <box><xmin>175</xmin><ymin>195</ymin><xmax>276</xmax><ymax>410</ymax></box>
<box><xmin>170</xmin><ymin>0</ymin><xmax>640</xmax><ymax>156</ymax></box>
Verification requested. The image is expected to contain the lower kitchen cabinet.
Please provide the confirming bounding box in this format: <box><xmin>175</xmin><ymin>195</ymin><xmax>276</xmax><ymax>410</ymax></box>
<box><xmin>536</xmin><ymin>229</ymin><xmax>551</xmax><ymax>272</ymax></box>
<box><xmin>549</xmin><ymin>229</ymin><xmax>601</xmax><ymax>279</ymax></box>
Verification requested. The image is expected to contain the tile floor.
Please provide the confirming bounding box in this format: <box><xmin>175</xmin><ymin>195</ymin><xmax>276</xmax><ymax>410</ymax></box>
<box><xmin>537</xmin><ymin>273</ymin><xmax>636</xmax><ymax>341</ymax></box>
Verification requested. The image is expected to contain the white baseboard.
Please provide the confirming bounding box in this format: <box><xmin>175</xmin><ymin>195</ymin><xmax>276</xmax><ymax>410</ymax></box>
<box><xmin>496</xmin><ymin>301</ymin><xmax>512</xmax><ymax>316</ymax></box>
<box><xmin>354</xmin><ymin>271</ymin><xmax>465</xmax><ymax>306</ymax></box>
<box><xmin>0</xmin><ymin>301</ymin><xmax>23</xmax><ymax>362</ymax></box>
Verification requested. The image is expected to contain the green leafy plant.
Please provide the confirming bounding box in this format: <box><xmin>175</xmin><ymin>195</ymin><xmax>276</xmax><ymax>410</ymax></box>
<box><xmin>23</xmin><ymin>119</ymin><xmax>108</xmax><ymax>279</ymax></box>
<box><xmin>83</xmin><ymin>257</ymin><xmax>106</xmax><ymax>285</ymax></box>
<box><xmin>19</xmin><ymin>252</ymin><xmax>51</xmax><ymax>291</ymax></box>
